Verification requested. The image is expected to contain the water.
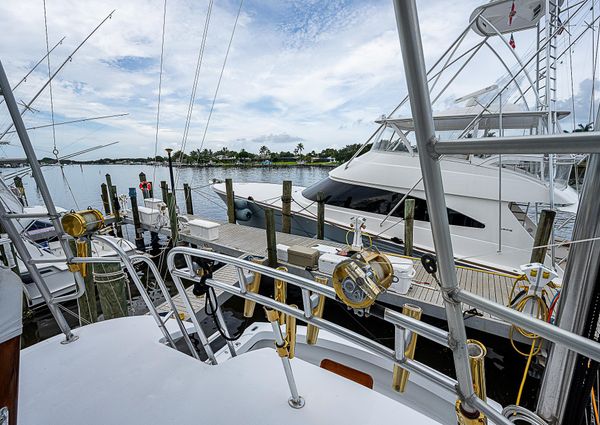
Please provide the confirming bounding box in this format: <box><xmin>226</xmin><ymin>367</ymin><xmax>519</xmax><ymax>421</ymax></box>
<box><xmin>1</xmin><ymin>164</ymin><xmax>330</xmax><ymax>219</ymax></box>
<box><xmin>2</xmin><ymin>164</ymin><xmax>540</xmax><ymax>410</ymax></box>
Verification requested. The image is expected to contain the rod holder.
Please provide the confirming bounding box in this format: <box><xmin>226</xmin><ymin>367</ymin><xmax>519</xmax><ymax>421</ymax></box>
<box><xmin>274</xmin><ymin>266</ymin><xmax>288</xmax><ymax>322</ymax></box>
<box><xmin>392</xmin><ymin>303</ymin><xmax>422</xmax><ymax>393</ymax></box>
<box><xmin>456</xmin><ymin>339</ymin><xmax>488</xmax><ymax>424</ymax></box>
<box><xmin>306</xmin><ymin>276</ymin><xmax>327</xmax><ymax>345</ymax></box>
<box><xmin>243</xmin><ymin>257</ymin><xmax>265</xmax><ymax>317</ymax></box>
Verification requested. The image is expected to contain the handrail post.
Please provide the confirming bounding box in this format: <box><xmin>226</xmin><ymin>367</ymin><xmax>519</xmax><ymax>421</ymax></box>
<box><xmin>392</xmin><ymin>0</ymin><xmax>476</xmax><ymax>413</ymax></box>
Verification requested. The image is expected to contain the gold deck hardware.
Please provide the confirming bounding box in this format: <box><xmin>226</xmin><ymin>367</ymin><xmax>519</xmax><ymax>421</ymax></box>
<box><xmin>332</xmin><ymin>248</ymin><xmax>394</xmax><ymax>309</ymax></box>
<box><xmin>274</xmin><ymin>266</ymin><xmax>288</xmax><ymax>322</ymax></box>
<box><xmin>456</xmin><ymin>339</ymin><xmax>488</xmax><ymax>424</ymax></box>
<box><xmin>243</xmin><ymin>257</ymin><xmax>266</xmax><ymax>318</ymax></box>
<box><xmin>306</xmin><ymin>276</ymin><xmax>327</xmax><ymax>345</ymax></box>
<box><xmin>61</xmin><ymin>209</ymin><xmax>104</xmax><ymax>238</ymax></box>
<box><xmin>392</xmin><ymin>303</ymin><xmax>422</xmax><ymax>393</ymax></box>
<box><xmin>264</xmin><ymin>305</ymin><xmax>298</xmax><ymax>359</ymax></box>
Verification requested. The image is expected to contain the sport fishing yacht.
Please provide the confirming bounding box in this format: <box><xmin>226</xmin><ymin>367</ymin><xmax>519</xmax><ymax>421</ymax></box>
<box><xmin>2</xmin><ymin>1</ymin><xmax>600</xmax><ymax>425</ymax></box>
<box><xmin>213</xmin><ymin>0</ymin><xmax>586</xmax><ymax>275</ymax></box>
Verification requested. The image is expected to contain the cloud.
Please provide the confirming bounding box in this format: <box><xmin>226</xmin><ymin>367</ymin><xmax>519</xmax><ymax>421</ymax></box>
<box><xmin>0</xmin><ymin>0</ymin><xmax>596</xmax><ymax>160</ymax></box>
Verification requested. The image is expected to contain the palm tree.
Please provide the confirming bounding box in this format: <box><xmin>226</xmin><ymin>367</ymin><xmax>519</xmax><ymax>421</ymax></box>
<box><xmin>295</xmin><ymin>143</ymin><xmax>304</xmax><ymax>157</ymax></box>
<box><xmin>259</xmin><ymin>145</ymin><xmax>270</xmax><ymax>158</ymax></box>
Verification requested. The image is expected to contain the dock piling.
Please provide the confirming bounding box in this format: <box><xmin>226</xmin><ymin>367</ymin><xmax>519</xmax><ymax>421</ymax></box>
<box><xmin>317</xmin><ymin>191</ymin><xmax>325</xmax><ymax>240</ymax></box>
<box><xmin>265</xmin><ymin>208</ymin><xmax>277</xmax><ymax>267</ymax></box>
<box><xmin>404</xmin><ymin>198</ymin><xmax>415</xmax><ymax>256</ymax></box>
<box><xmin>531</xmin><ymin>209</ymin><xmax>556</xmax><ymax>263</ymax></box>
<box><xmin>167</xmin><ymin>192</ymin><xmax>178</xmax><ymax>245</ymax></box>
<box><xmin>183</xmin><ymin>183</ymin><xmax>194</xmax><ymax>215</ymax></box>
<box><xmin>160</xmin><ymin>181</ymin><xmax>169</xmax><ymax>203</ymax></box>
<box><xmin>225</xmin><ymin>178</ymin><xmax>236</xmax><ymax>224</ymax></box>
<box><xmin>138</xmin><ymin>172</ymin><xmax>149</xmax><ymax>199</ymax></box>
<box><xmin>105</xmin><ymin>174</ymin><xmax>122</xmax><ymax>238</ymax></box>
<box><xmin>129</xmin><ymin>188</ymin><xmax>145</xmax><ymax>251</ymax></box>
<box><xmin>95</xmin><ymin>262</ymin><xmax>128</xmax><ymax>319</ymax></box>
<box><xmin>282</xmin><ymin>180</ymin><xmax>292</xmax><ymax>233</ymax></box>
<box><xmin>100</xmin><ymin>183</ymin><xmax>111</xmax><ymax>215</ymax></box>
<box><xmin>13</xmin><ymin>176</ymin><xmax>27</xmax><ymax>206</ymax></box>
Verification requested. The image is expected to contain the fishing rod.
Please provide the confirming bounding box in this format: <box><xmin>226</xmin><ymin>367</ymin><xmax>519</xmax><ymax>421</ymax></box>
<box><xmin>1</xmin><ymin>113</ymin><xmax>128</xmax><ymax>138</ymax></box>
<box><xmin>0</xmin><ymin>36</ymin><xmax>66</xmax><ymax>107</ymax></box>
<box><xmin>2</xmin><ymin>141</ymin><xmax>120</xmax><ymax>180</ymax></box>
<box><xmin>0</xmin><ymin>10</ymin><xmax>116</xmax><ymax>140</ymax></box>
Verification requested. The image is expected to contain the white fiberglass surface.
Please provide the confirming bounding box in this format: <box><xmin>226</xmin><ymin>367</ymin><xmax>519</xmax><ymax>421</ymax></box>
<box><xmin>19</xmin><ymin>316</ymin><xmax>441</xmax><ymax>425</ymax></box>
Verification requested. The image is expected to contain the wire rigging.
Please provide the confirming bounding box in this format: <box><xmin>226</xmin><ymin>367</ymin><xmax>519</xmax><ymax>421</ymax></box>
<box><xmin>152</xmin><ymin>0</ymin><xmax>168</xmax><ymax>187</ymax></box>
<box><xmin>42</xmin><ymin>0</ymin><xmax>59</xmax><ymax>161</ymax></box>
<box><xmin>175</xmin><ymin>0</ymin><xmax>215</xmax><ymax>188</ymax></box>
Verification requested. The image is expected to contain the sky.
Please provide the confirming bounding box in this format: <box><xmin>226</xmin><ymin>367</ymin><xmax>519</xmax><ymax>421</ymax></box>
<box><xmin>0</xmin><ymin>0</ymin><xmax>599</xmax><ymax>160</ymax></box>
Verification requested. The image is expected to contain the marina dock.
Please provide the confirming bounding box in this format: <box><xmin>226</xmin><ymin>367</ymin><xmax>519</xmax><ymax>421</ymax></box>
<box><xmin>126</xmin><ymin>214</ymin><xmax>530</xmax><ymax>342</ymax></box>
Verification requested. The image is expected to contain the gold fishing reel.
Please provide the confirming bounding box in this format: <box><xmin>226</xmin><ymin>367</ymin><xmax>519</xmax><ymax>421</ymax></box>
<box><xmin>332</xmin><ymin>248</ymin><xmax>393</xmax><ymax>310</ymax></box>
<box><xmin>62</xmin><ymin>209</ymin><xmax>105</xmax><ymax>238</ymax></box>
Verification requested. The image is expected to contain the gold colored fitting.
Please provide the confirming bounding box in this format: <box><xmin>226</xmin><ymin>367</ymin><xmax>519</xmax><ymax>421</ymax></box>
<box><xmin>455</xmin><ymin>400</ymin><xmax>486</xmax><ymax>425</ymax></box>
<box><xmin>467</xmin><ymin>339</ymin><xmax>487</xmax><ymax>402</ymax></box>
<box><xmin>274</xmin><ymin>266</ymin><xmax>288</xmax><ymax>322</ymax></box>
<box><xmin>286</xmin><ymin>304</ymin><xmax>298</xmax><ymax>359</ymax></box>
<box><xmin>75</xmin><ymin>239</ymin><xmax>89</xmax><ymax>277</ymax></box>
<box><xmin>306</xmin><ymin>276</ymin><xmax>328</xmax><ymax>345</ymax></box>
<box><xmin>62</xmin><ymin>209</ymin><xmax>104</xmax><ymax>238</ymax></box>
<box><xmin>243</xmin><ymin>257</ymin><xmax>265</xmax><ymax>318</ymax></box>
<box><xmin>392</xmin><ymin>303</ymin><xmax>422</xmax><ymax>393</ymax></box>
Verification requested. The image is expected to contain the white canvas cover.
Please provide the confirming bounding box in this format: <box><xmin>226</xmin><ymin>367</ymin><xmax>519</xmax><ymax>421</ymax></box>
<box><xmin>0</xmin><ymin>266</ymin><xmax>23</xmax><ymax>343</ymax></box>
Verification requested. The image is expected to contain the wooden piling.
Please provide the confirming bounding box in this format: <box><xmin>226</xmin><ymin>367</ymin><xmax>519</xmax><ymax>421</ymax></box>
<box><xmin>530</xmin><ymin>209</ymin><xmax>556</xmax><ymax>263</ymax></box>
<box><xmin>404</xmin><ymin>198</ymin><xmax>415</xmax><ymax>257</ymax></box>
<box><xmin>100</xmin><ymin>183</ymin><xmax>111</xmax><ymax>215</ymax></box>
<box><xmin>183</xmin><ymin>183</ymin><xmax>194</xmax><ymax>215</ymax></box>
<box><xmin>167</xmin><ymin>192</ymin><xmax>178</xmax><ymax>245</ymax></box>
<box><xmin>225</xmin><ymin>178</ymin><xmax>236</xmax><ymax>224</ymax></box>
<box><xmin>160</xmin><ymin>180</ymin><xmax>169</xmax><ymax>203</ymax></box>
<box><xmin>70</xmin><ymin>239</ymin><xmax>97</xmax><ymax>324</ymax></box>
<box><xmin>265</xmin><ymin>208</ymin><xmax>277</xmax><ymax>267</ymax></box>
<box><xmin>281</xmin><ymin>180</ymin><xmax>292</xmax><ymax>233</ymax></box>
<box><xmin>94</xmin><ymin>261</ymin><xmax>128</xmax><ymax>319</ymax></box>
<box><xmin>317</xmin><ymin>191</ymin><xmax>325</xmax><ymax>240</ymax></box>
<box><xmin>105</xmin><ymin>174</ymin><xmax>123</xmax><ymax>238</ymax></box>
<box><xmin>129</xmin><ymin>188</ymin><xmax>145</xmax><ymax>251</ymax></box>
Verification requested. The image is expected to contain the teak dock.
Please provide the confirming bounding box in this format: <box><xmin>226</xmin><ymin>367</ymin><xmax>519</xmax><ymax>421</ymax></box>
<box><xmin>125</xmin><ymin>214</ymin><xmax>532</xmax><ymax>343</ymax></box>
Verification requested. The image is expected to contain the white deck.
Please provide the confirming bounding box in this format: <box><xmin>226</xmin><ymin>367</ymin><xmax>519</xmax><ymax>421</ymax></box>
<box><xmin>19</xmin><ymin>316</ymin><xmax>441</xmax><ymax>424</ymax></box>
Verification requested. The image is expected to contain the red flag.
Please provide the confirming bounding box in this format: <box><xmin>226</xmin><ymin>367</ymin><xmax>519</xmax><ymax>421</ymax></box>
<box><xmin>508</xmin><ymin>1</ymin><xmax>516</xmax><ymax>25</ymax></box>
<box><xmin>509</xmin><ymin>33</ymin><xmax>516</xmax><ymax>49</ymax></box>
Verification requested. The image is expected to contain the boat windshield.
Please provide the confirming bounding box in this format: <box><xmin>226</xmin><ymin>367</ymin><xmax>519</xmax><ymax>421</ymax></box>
<box><xmin>302</xmin><ymin>177</ymin><xmax>485</xmax><ymax>228</ymax></box>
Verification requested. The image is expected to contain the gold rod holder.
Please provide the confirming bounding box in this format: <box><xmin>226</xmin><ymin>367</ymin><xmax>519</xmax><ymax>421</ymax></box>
<box><xmin>392</xmin><ymin>303</ymin><xmax>422</xmax><ymax>393</ymax></box>
<box><xmin>243</xmin><ymin>257</ymin><xmax>265</xmax><ymax>318</ymax></box>
<box><xmin>274</xmin><ymin>266</ymin><xmax>288</xmax><ymax>322</ymax></box>
<box><xmin>456</xmin><ymin>339</ymin><xmax>488</xmax><ymax>424</ymax></box>
<box><xmin>306</xmin><ymin>276</ymin><xmax>327</xmax><ymax>345</ymax></box>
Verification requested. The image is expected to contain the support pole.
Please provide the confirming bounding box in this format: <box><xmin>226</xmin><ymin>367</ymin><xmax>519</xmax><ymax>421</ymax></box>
<box><xmin>392</xmin><ymin>0</ymin><xmax>475</xmax><ymax>413</ymax></box>
<box><xmin>100</xmin><ymin>183</ymin><xmax>111</xmax><ymax>215</ymax></box>
<box><xmin>0</xmin><ymin>59</ymin><xmax>79</xmax><ymax>343</ymax></box>
<box><xmin>530</xmin><ymin>209</ymin><xmax>555</xmax><ymax>264</ymax></box>
<box><xmin>225</xmin><ymin>178</ymin><xmax>236</xmax><ymax>224</ymax></box>
<box><xmin>129</xmin><ymin>188</ymin><xmax>145</xmax><ymax>251</ymax></box>
<box><xmin>404</xmin><ymin>198</ymin><xmax>415</xmax><ymax>256</ymax></box>
<box><xmin>282</xmin><ymin>180</ymin><xmax>292</xmax><ymax>233</ymax></box>
<box><xmin>316</xmin><ymin>191</ymin><xmax>325</xmax><ymax>240</ymax></box>
<box><xmin>183</xmin><ymin>183</ymin><xmax>194</xmax><ymax>215</ymax></box>
<box><xmin>265</xmin><ymin>208</ymin><xmax>277</xmax><ymax>267</ymax></box>
<box><xmin>536</xmin><ymin>153</ymin><xmax>600</xmax><ymax>423</ymax></box>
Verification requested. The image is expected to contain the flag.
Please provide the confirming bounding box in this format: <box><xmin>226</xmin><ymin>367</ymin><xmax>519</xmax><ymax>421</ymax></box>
<box><xmin>508</xmin><ymin>1</ymin><xmax>517</xmax><ymax>25</ymax></box>
<box><xmin>509</xmin><ymin>33</ymin><xmax>516</xmax><ymax>49</ymax></box>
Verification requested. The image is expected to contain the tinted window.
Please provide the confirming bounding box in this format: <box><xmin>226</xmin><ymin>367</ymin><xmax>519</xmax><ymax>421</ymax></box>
<box><xmin>302</xmin><ymin>178</ymin><xmax>484</xmax><ymax>228</ymax></box>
